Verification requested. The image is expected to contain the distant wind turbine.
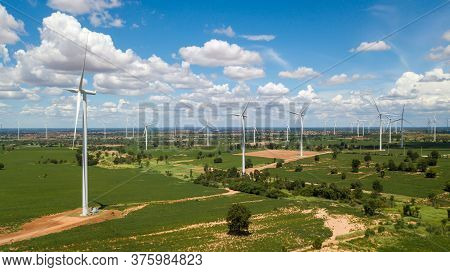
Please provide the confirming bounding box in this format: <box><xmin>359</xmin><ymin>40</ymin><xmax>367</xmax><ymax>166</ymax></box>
<box><xmin>290</xmin><ymin>102</ymin><xmax>310</xmax><ymax>157</ymax></box>
<box><xmin>233</xmin><ymin>102</ymin><xmax>249</xmax><ymax>175</ymax></box>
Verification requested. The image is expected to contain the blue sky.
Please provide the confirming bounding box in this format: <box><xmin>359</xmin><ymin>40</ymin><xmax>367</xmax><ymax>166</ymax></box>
<box><xmin>0</xmin><ymin>0</ymin><xmax>449</xmax><ymax>128</ymax></box>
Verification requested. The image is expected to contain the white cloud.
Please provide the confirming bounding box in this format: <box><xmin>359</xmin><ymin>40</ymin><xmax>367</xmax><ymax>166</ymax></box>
<box><xmin>47</xmin><ymin>0</ymin><xmax>121</xmax><ymax>15</ymax></box>
<box><xmin>325</xmin><ymin>73</ymin><xmax>375</xmax><ymax>85</ymax></box>
<box><xmin>179</xmin><ymin>39</ymin><xmax>262</xmax><ymax>67</ymax></box>
<box><xmin>213</xmin><ymin>26</ymin><xmax>235</xmax><ymax>37</ymax></box>
<box><xmin>351</xmin><ymin>41</ymin><xmax>391</xmax><ymax>52</ymax></box>
<box><xmin>240</xmin><ymin>34</ymin><xmax>275</xmax><ymax>41</ymax></box>
<box><xmin>279</xmin><ymin>66</ymin><xmax>319</xmax><ymax>79</ymax></box>
<box><xmin>89</xmin><ymin>11</ymin><xmax>124</xmax><ymax>28</ymax></box>
<box><xmin>257</xmin><ymin>82</ymin><xmax>289</xmax><ymax>96</ymax></box>
<box><xmin>0</xmin><ymin>4</ymin><xmax>25</xmax><ymax>44</ymax></box>
<box><xmin>263</xmin><ymin>48</ymin><xmax>288</xmax><ymax>68</ymax></box>
<box><xmin>295</xmin><ymin>85</ymin><xmax>319</xmax><ymax>102</ymax></box>
<box><xmin>223</xmin><ymin>66</ymin><xmax>265</xmax><ymax>81</ymax></box>
<box><xmin>0</xmin><ymin>44</ymin><xmax>9</xmax><ymax>64</ymax></box>
<box><xmin>442</xmin><ymin>30</ymin><xmax>450</xmax><ymax>41</ymax></box>
<box><xmin>427</xmin><ymin>45</ymin><xmax>450</xmax><ymax>61</ymax></box>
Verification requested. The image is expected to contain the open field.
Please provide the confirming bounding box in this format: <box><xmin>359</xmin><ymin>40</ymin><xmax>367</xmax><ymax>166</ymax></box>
<box><xmin>0</xmin><ymin>139</ymin><xmax>449</xmax><ymax>252</ymax></box>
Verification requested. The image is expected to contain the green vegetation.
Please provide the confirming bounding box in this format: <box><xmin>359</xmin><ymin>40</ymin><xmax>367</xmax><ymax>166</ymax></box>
<box><xmin>226</xmin><ymin>204</ymin><xmax>251</xmax><ymax>235</ymax></box>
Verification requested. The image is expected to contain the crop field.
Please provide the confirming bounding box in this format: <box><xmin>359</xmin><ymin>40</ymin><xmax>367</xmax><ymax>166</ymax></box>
<box><xmin>0</xmin><ymin>139</ymin><xmax>449</xmax><ymax>252</ymax></box>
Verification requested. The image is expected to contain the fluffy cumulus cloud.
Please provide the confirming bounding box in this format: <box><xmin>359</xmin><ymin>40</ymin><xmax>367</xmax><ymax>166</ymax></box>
<box><xmin>0</xmin><ymin>4</ymin><xmax>25</xmax><ymax>44</ymax></box>
<box><xmin>325</xmin><ymin>73</ymin><xmax>374</xmax><ymax>85</ymax></box>
<box><xmin>47</xmin><ymin>0</ymin><xmax>124</xmax><ymax>28</ymax></box>
<box><xmin>179</xmin><ymin>39</ymin><xmax>262</xmax><ymax>67</ymax></box>
<box><xmin>0</xmin><ymin>44</ymin><xmax>9</xmax><ymax>64</ymax></box>
<box><xmin>279</xmin><ymin>66</ymin><xmax>319</xmax><ymax>79</ymax></box>
<box><xmin>385</xmin><ymin>68</ymin><xmax>450</xmax><ymax>111</ymax></box>
<box><xmin>223</xmin><ymin>66</ymin><xmax>265</xmax><ymax>81</ymax></box>
<box><xmin>351</xmin><ymin>41</ymin><xmax>391</xmax><ymax>52</ymax></box>
<box><xmin>294</xmin><ymin>85</ymin><xmax>319</xmax><ymax>102</ymax></box>
<box><xmin>257</xmin><ymin>82</ymin><xmax>289</xmax><ymax>96</ymax></box>
<box><xmin>240</xmin><ymin>34</ymin><xmax>275</xmax><ymax>41</ymax></box>
<box><xmin>213</xmin><ymin>26</ymin><xmax>235</xmax><ymax>37</ymax></box>
<box><xmin>1</xmin><ymin>12</ymin><xmax>213</xmax><ymax>97</ymax></box>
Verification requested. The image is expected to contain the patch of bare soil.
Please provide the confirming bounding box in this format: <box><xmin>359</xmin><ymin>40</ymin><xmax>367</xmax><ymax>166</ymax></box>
<box><xmin>243</xmin><ymin>150</ymin><xmax>330</xmax><ymax>173</ymax></box>
<box><xmin>313</xmin><ymin>208</ymin><xmax>365</xmax><ymax>251</ymax></box>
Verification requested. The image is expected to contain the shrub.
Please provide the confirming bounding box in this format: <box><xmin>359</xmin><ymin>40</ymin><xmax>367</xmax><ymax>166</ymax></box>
<box><xmin>379</xmin><ymin>170</ymin><xmax>385</xmax><ymax>178</ymax></box>
<box><xmin>350</xmin><ymin>181</ymin><xmax>362</xmax><ymax>189</ymax></box>
<box><xmin>416</xmin><ymin>159</ymin><xmax>428</xmax><ymax>172</ymax></box>
<box><xmin>427</xmin><ymin>158</ymin><xmax>437</xmax><ymax>166</ymax></box>
<box><xmin>377</xmin><ymin>226</ymin><xmax>385</xmax><ymax>233</ymax></box>
<box><xmin>265</xmin><ymin>188</ymin><xmax>286</xmax><ymax>199</ymax></box>
<box><xmin>330</xmin><ymin>168</ymin><xmax>338</xmax><ymax>174</ymax></box>
<box><xmin>372</xmin><ymin>180</ymin><xmax>383</xmax><ymax>193</ymax></box>
<box><xmin>213</xmin><ymin>157</ymin><xmax>223</xmax><ymax>163</ymax></box>
<box><xmin>295</xmin><ymin>165</ymin><xmax>303</xmax><ymax>172</ymax></box>
<box><xmin>444</xmin><ymin>182</ymin><xmax>450</xmax><ymax>193</ymax></box>
<box><xmin>375</xmin><ymin>163</ymin><xmax>381</xmax><ymax>173</ymax></box>
<box><xmin>425</xmin><ymin>168</ymin><xmax>437</xmax><ymax>178</ymax></box>
<box><xmin>397</xmin><ymin>162</ymin><xmax>406</xmax><ymax>171</ymax></box>
<box><xmin>365</xmin><ymin>229</ymin><xmax>376</xmax><ymax>237</ymax></box>
<box><xmin>312</xmin><ymin>238</ymin><xmax>323</xmax><ymax>250</ymax></box>
<box><xmin>430</xmin><ymin>150</ymin><xmax>440</xmax><ymax>159</ymax></box>
<box><xmin>245</xmin><ymin>158</ymin><xmax>253</xmax><ymax>168</ymax></box>
<box><xmin>276</xmin><ymin>160</ymin><xmax>283</xmax><ymax>168</ymax></box>
<box><xmin>0</xmin><ymin>163</ymin><xmax>4</xmax><ymax>170</ymax></box>
<box><xmin>226</xmin><ymin>204</ymin><xmax>251</xmax><ymax>235</ymax></box>
<box><xmin>406</xmin><ymin>150</ymin><xmax>419</xmax><ymax>162</ymax></box>
<box><xmin>341</xmin><ymin>172</ymin><xmax>346</xmax><ymax>180</ymax></box>
<box><xmin>332</xmin><ymin>150</ymin><xmax>338</xmax><ymax>160</ymax></box>
<box><xmin>387</xmin><ymin>159</ymin><xmax>397</xmax><ymax>171</ymax></box>
<box><xmin>351</xmin><ymin>159</ymin><xmax>361</xmax><ymax>172</ymax></box>
<box><xmin>363</xmin><ymin>198</ymin><xmax>382</xmax><ymax>216</ymax></box>
<box><xmin>364</xmin><ymin>154</ymin><xmax>372</xmax><ymax>162</ymax></box>
<box><xmin>314</xmin><ymin>155</ymin><xmax>320</xmax><ymax>162</ymax></box>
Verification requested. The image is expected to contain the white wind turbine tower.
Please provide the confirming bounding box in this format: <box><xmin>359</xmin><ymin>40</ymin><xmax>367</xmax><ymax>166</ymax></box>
<box><xmin>66</xmin><ymin>40</ymin><xmax>96</xmax><ymax>217</ymax></box>
<box><xmin>199</xmin><ymin>117</ymin><xmax>215</xmax><ymax>147</ymax></box>
<box><xmin>290</xmin><ymin>102</ymin><xmax>310</xmax><ymax>157</ymax></box>
<box><xmin>356</xmin><ymin>120</ymin><xmax>360</xmax><ymax>137</ymax></box>
<box><xmin>333</xmin><ymin>120</ymin><xmax>336</xmax><ymax>135</ymax></box>
<box><xmin>286</xmin><ymin>123</ymin><xmax>290</xmax><ymax>142</ymax></box>
<box><xmin>233</xmin><ymin>102</ymin><xmax>249</xmax><ymax>175</ymax></box>
<box><xmin>144</xmin><ymin>124</ymin><xmax>149</xmax><ymax>150</ymax></box>
<box><xmin>432</xmin><ymin>115</ymin><xmax>437</xmax><ymax>142</ymax></box>
<box><xmin>371</xmin><ymin>98</ymin><xmax>384</xmax><ymax>151</ymax></box>
<box><xmin>103</xmin><ymin>122</ymin><xmax>106</xmax><ymax>140</ymax></box>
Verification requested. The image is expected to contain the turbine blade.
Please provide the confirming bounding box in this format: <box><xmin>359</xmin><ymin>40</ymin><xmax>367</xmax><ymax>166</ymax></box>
<box><xmin>301</xmin><ymin>102</ymin><xmax>310</xmax><ymax>115</ymax></box>
<box><xmin>72</xmin><ymin>91</ymin><xmax>81</xmax><ymax>149</ymax></box>
<box><xmin>78</xmin><ymin>35</ymin><xmax>89</xmax><ymax>91</ymax></box>
<box><xmin>242</xmin><ymin>102</ymin><xmax>250</xmax><ymax>115</ymax></box>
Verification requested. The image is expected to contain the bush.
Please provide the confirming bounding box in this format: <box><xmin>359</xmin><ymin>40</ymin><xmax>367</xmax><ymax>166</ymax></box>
<box><xmin>226</xmin><ymin>204</ymin><xmax>251</xmax><ymax>235</ymax></box>
<box><xmin>417</xmin><ymin>159</ymin><xmax>428</xmax><ymax>172</ymax></box>
<box><xmin>265</xmin><ymin>188</ymin><xmax>286</xmax><ymax>199</ymax></box>
<box><xmin>351</xmin><ymin>159</ymin><xmax>361</xmax><ymax>172</ymax></box>
<box><xmin>425</xmin><ymin>168</ymin><xmax>437</xmax><ymax>178</ymax></box>
<box><xmin>245</xmin><ymin>158</ymin><xmax>253</xmax><ymax>168</ymax></box>
<box><xmin>406</xmin><ymin>150</ymin><xmax>419</xmax><ymax>162</ymax></box>
<box><xmin>314</xmin><ymin>155</ymin><xmax>320</xmax><ymax>162</ymax></box>
<box><xmin>330</xmin><ymin>168</ymin><xmax>338</xmax><ymax>174</ymax></box>
<box><xmin>379</xmin><ymin>170</ymin><xmax>385</xmax><ymax>178</ymax></box>
<box><xmin>427</xmin><ymin>158</ymin><xmax>437</xmax><ymax>166</ymax></box>
<box><xmin>0</xmin><ymin>163</ymin><xmax>4</xmax><ymax>170</ymax></box>
<box><xmin>363</xmin><ymin>197</ymin><xmax>382</xmax><ymax>216</ymax></box>
<box><xmin>341</xmin><ymin>172</ymin><xmax>346</xmax><ymax>180</ymax></box>
<box><xmin>387</xmin><ymin>159</ymin><xmax>397</xmax><ymax>171</ymax></box>
<box><xmin>365</xmin><ymin>229</ymin><xmax>376</xmax><ymax>237</ymax></box>
<box><xmin>213</xmin><ymin>157</ymin><xmax>223</xmax><ymax>163</ymax></box>
<box><xmin>294</xmin><ymin>165</ymin><xmax>303</xmax><ymax>172</ymax></box>
<box><xmin>444</xmin><ymin>182</ymin><xmax>450</xmax><ymax>192</ymax></box>
<box><xmin>372</xmin><ymin>180</ymin><xmax>383</xmax><ymax>193</ymax></box>
<box><xmin>276</xmin><ymin>160</ymin><xmax>283</xmax><ymax>168</ymax></box>
<box><xmin>375</xmin><ymin>163</ymin><xmax>381</xmax><ymax>173</ymax></box>
<box><xmin>312</xmin><ymin>238</ymin><xmax>323</xmax><ymax>250</ymax></box>
<box><xmin>430</xmin><ymin>150</ymin><xmax>440</xmax><ymax>159</ymax></box>
<box><xmin>377</xmin><ymin>226</ymin><xmax>385</xmax><ymax>233</ymax></box>
<box><xmin>364</xmin><ymin>154</ymin><xmax>372</xmax><ymax>162</ymax></box>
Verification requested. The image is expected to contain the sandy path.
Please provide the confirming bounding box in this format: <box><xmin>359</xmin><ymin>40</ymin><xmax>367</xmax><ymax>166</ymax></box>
<box><xmin>245</xmin><ymin>151</ymin><xmax>331</xmax><ymax>173</ymax></box>
<box><xmin>313</xmin><ymin>208</ymin><xmax>364</xmax><ymax>251</ymax></box>
<box><xmin>0</xmin><ymin>189</ymin><xmax>238</xmax><ymax>246</ymax></box>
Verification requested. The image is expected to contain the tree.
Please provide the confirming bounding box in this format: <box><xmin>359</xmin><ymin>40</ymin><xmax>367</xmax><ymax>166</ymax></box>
<box><xmin>351</xmin><ymin>159</ymin><xmax>361</xmax><ymax>172</ymax></box>
<box><xmin>444</xmin><ymin>182</ymin><xmax>450</xmax><ymax>193</ymax></box>
<box><xmin>213</xmin><ymin>157</ymin><xmax>223</xmax><ymax>163</ymax></box>
<box><xmin>379</xmin><ymin>170</ymin><xmax>385</xmax><ymax>178</ymax></box>
<box><xmin>425</xmin><ymin>168</ymin><xmax>437</xmax><ymax>178</ymax></box>
<box><xmin>341</xmin><ymin>172</ymin><xmax>346</xmax><ymax>180</ymax></box>
<box><xmin>406</xmin><ymin>149</ymin><xmax>419</xmax><ymax>162</ymax></box>
<box><xmin>387</xmin><ymin>159</ymin><xmax>397</xmax><ymax>171</ymax></box>
<box><xmin>295</xmin><ymin>165</ymin><xmax>303</xmax><ymax>172</ymax></box>
<box><xmin>417</xmin><ymin>159</ymin><xmax>428</xmax><ymax>172</ymax></box>
<box><xmin>314</xmin><ymin>155</ymin><xmax>320</xmax><ymax>162</ymax></box>
<box><xmin>332</xmin><ymin>150</ymin><xmax>338</xmax><ymax>160</ymax></box>
<box><xmin>372</xmin><ymin>180</ymin><xmax>383</xmax><ymax>193</ymax></box>
<box><xmin>0</xmin><ymin>163</ymin><xmax>4</xmax><ymax>170</ymax></box>
<box><xmin>226</xmin><ymin>204</ymin><xmax>251</xmax><ymax>235</ymax></box>
<box><xmin>430</xmin><ymin>150</ymin><xmax>440</xmax><ymax>159</ymax></box>
<box><xmin>276</xmin><ymin>160</ymin><xmax>283</xmax><ymax>168</ymax></box>
<box><xmin>364</xmin><ymin>154</ymin><xmax>372</xmax><ymax>163</ymax></box>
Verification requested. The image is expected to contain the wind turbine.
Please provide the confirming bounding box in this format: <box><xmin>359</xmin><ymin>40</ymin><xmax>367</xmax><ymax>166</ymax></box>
<box><xmin>432</xmin><ymin>115</ymin><xmax>437</xmax><ymax>142</ymax></box>
<box><xmin>333</xmin><ymin>120</ymin><xmax>336</xmax><ymax>136</ymax></box>
<box><xmin>103</xmin><ymin>122</ymin><xmax>106</xmax><ymax>140</ymax></box>
<box><xmin>252</xmin><ymin>123</ymin><xmax>258</xmax><ymax>145</ymax></box>
<box><xmin>198</xmin><ymin>117</ymin><xmax>216</xmax><ymax>147</ymax></box>
<box><xmin>371</xmin><ymin>98</ymin><xmax>384</xmax><ymax>151</ymax></box>
<box><xmin>233</xmin><ymin>102</ymin><xmax>249</xmax><ymax>175</ymax></box>
<box><xmin>290</xmin><ymin>102</ymin><xmax>310</xmax><ymax>157</ymax></box>
<box><xmin>286</xmin><ymin>124</ymin><xmax>290</xmax><ymax>142</ymax></box>
<box><xmin>144</xmin><ymin>124</ymin><xmax>149</xmax><ymax>150</ymax></box>
<box><xmin>66</xmin><ymin>40</ymin><xmax>96</xmax><ymax>217</ymax></box>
